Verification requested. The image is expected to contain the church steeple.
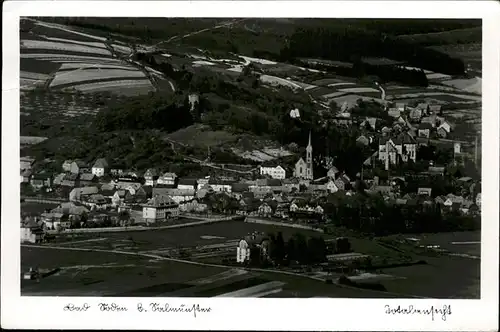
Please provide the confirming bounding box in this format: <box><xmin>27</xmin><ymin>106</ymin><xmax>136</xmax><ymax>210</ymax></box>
<box><xmin>306</xmin><ymin>131</ymin><xmax>313</xmax><ymax>180</ymax></box>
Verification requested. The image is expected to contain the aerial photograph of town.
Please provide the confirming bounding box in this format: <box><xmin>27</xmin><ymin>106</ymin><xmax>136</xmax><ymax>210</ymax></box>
<box><xmin>20</xmin><ymin>17</ymin><xmax>481</xmax><ymax>298</ymax></box>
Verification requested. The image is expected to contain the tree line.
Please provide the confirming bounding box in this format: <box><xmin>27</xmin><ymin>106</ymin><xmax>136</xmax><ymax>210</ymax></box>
<box><xmin>280</xmin><ymin>26</ymin><xmax>466</xmax><ymax>76</ymax></box>
<box><xmin>322</xmin><ymin>192</ymin><xmax>479</xmax><ymax>236</ymax></box>
<box><xmin>247</xmin><ymin>232</ymin><xmax>328</xmax><ymax>267</ymax></box>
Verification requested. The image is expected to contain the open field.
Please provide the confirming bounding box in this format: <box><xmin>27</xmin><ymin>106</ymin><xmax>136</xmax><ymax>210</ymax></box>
<box><xmin>21</xmin><ymin>246</ymin><xmax>228</xmax><ymax>296</ymax></box>
<box><xmin>380</xmin><ymin>256</ymin><xmax>480</xmax><ymax>298</ymax></box>
<box><xmin>20</xmin><ymin>19</ymin><xmax>157</xmax><ymax>97</ymax></box>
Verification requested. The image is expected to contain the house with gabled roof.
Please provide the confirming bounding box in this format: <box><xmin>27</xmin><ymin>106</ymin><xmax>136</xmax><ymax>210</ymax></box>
<box><xmin>144</xmin><ymin>168</ymin><xmax>159</xmax><ymax>186</ymax></box>
<box><xmin>142</xmin><ymin>194</ymin><xmax>179</xmax><ymax>224</ymax></box>
<box><xmin>259</xmin><ymin>165</ymin><xmax>286</xmax><ymax>179</ymax></box>
<box><xmin>69</xmin><ymin>186</ymin><xmax>99</xmax><ymax>202</ymax></box>
<box><xmin>62</xmin><ymin>160</ymin><xmax>73</xmax><ymax>172</ymax></box>
<box><xmin>158</xmin><ymin>172</ymin><xmax>177</xmax><ymax>186</ymax></box>
<box><xmin>30</xmin><ymin>172</ymin><xmax>52</xmax><ymax>189</ymax></box>
<box><xmin>418</xmin><ymin>122</ymin><xmax>433</xmax><ymax>138</ymax></box>
<box><xmin>356</xmin><ymin>135</ymin><xmax>370</xmax><ymax>147</ymax></box>
<box><xmin>417</xmin><ymin>187</ymin><xmax>432</xmax><ymax>196</ymax></box>
<box><xmin>70</xmin><ymin>160</ymin><xmax>90</xmax><ymax>174</ymax></box>
<box><xmin>79</xmin><ymin>173</ymin><xmax>97</xmax><ymax>186</ymax></box>
<box><xmin>92</xmin><ymin>158</ymin><xmax>109</xmax><ymax>177</ymax></box>
<box><xmin>20</xmin><ymin>157</ymin><xmax>36</xmax><ymax>171</ymax></box>
<box><xmin>409</xmin><ymin>108</ymin><xmax>423</xmax><ymax>121</ymax></box>
<box><xmin>379</xmin><ymin>133</ymin><xmax>417</xmax><ymax>165</ymax></box>
<box><xmin>20</xmin><ymin>169</ymin><xmax>33</xmax><ymax>184</ymax></box>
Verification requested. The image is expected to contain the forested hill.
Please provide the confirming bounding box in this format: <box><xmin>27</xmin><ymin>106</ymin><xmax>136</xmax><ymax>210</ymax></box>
<box><xmin>280</xmin><ymin>26</ymin><xmax>467</xmax><ymax>76</ymax></box>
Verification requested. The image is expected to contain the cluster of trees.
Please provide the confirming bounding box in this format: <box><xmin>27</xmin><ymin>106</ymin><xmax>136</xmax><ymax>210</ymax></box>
<box><xmin>281</xmin><ymin>27</ymin><xmax>466</xmax><ymax>76</ymax></box>
<box><xmin>24</xmin><ymin>130</ymin><xmax>178</xmax><ymax>172</ymax></box>
<box><xmin>248</xmin><ymin>232</ymin><xmax>328</xmax><ymax>267</ymax></box>
<box><xmin>354</xmin><ymin>61</ymin><xmax>429</xmax><ymax>87</ymax></box>
<box><xmin>94</xmin><ymin>93</ymin><xmax>194</xmax><ymax>133</ymax></box>
<box><xmin>322</xmin><ymin>193</ymin><xmax>480</xmax><ymax>235</ymax></box>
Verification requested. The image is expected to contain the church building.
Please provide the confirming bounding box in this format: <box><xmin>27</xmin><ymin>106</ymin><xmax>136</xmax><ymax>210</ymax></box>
<box><xmin>293</xmin><ymin>131</ymin><xmax>314</xmax><ymax>180</ymax></box>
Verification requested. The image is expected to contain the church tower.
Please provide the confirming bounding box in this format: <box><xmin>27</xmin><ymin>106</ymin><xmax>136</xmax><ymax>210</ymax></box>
<box><xmin>306</xmin><ymin>131</ymin><xmax>313</xmax><ymax>180</ymax></box>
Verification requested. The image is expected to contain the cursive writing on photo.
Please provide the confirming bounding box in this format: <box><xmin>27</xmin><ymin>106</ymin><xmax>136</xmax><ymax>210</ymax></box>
<box><xmin>384</xmin><ymin>304</ymin><xmax>452</xmax><ymax>321</ymax></box>
<box><xmin>63</xmin><ymin>303</ymin><xmax>91</xmax><ymax>312</ymax></box>
<box><xmin>98</xmin><ymin>303</ymin><xmax>128</xmax><ymax>312</ymax></box>
<box><xmin>137</xmin><ymin>303</ymin><xmax>211</xmax><ymax>317</ymax></box>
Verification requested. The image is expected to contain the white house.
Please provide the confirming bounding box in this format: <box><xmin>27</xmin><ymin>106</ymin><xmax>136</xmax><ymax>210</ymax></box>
<box><xmin>157</xmin><ymin>172</ymin><xmax>177</xmax><ymax>186</ymax></box>
<box><xmin>208</xmin><ymin>179</ymin><xmax>232</xmax><ymax>193</ymax></box>
<box><xmin>144</xmin><ymin>168</ymin><xmax>159</xmax><ymax>186</ymax></box>
<box><xmin>142</xmin><ymin>194</ymin><xmax>179</xmax><ymax>224</ymax></box>
<box><xmin>438</xmin><ymin>121</ymin><xmax>452</xmax><ymax>134</ymax></box>
<box><xmin>91</xmin><ymin>158</ymin><xmax>108</xmax><ymax>177</ymax></box>
<box><xmin>197</xmin><ymin>177</ymin><xmax>210</xmax><ymax>190</ymax></box>
<box><xmin>20</xmin><ymin>222</ymin><xmax>44</xmax><ymax>244</ymax></box>
<box><xmin>259</xmin><ymin>165</ymin><xmax>286</xmax><ymax>179</ymax></box>
<box><xmin>378</xmin><ymin>134</ymin><xmax>417</xmax><ymax>166</ymax></box>
<box><xmin>326</xmin><ymin>179</ymin><xmax>339</xmax><ymax>193</ymax></box>
<box><xmin>20</xmin><ymin>156</ymin><xmax>36</xmax><ymax>171</ymax></box>
<box><xmin>236</xmin><ymin>239</ymin><xmax>251</xmax><ymax>263</ymax></box>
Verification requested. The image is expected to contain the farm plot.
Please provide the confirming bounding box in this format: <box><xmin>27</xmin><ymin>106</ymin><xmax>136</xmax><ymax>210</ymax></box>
<box><xmin>50</xmin><ymin>68</ymin><xmax>147</xmax><ymax>87</ymax></box>
<box><xmin>21</xmin><ymin>39</ymin><xmax>112</xmax><ymax>57</ymax></box>
<box><xmin>38</xmin><ymin>36</ymin><xmax>108</xmax><ymax>49</ymax></box>
<box><xmin>30</xmin><ymin>19</ymin><xmax>108</xmax><ymax>42</ymax></box>
<box><xmin>392</xmin><ymin>92</ymin><xmax>481</xmax><ymax>102</ymax></box>
<box><xmin>442</xmin><ymin>77</ymin><xmax>481</xmax><ymax>95</ymax></box>
<box><xmin>20</xmin><ymin>53</ymin><xmax>124</xmax><ymax>64</ymax></box>
<box><xmin>66</xmin><ymin>79</ymin><xmax>155</xmax><ymax>96</ymax></box>
<box><xmin>58</xmin><ymin>62</ymin><xmax>135</xmax><ymax>71</ymax></box>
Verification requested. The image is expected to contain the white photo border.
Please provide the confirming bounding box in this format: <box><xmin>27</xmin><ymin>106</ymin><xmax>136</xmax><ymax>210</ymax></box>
<box><xmin>2</xmin><ymin>1</ymin><xmax>499</xmax><ymax>330</ymax></box>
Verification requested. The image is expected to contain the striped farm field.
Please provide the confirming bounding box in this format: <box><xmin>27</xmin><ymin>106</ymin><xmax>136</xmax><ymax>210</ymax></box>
<box><xmin>21</xmin><ymin>39</ymin><xmax>112</xmax><ymax>56</ymax></box>
<box><xmin>392</xmin><ymin>92</ymin><xmax>481</xmax><ymax>102</ymax></box>
<box><xmin>58</xmin><ymin>62</ymin><xmax>136</xmax><ymax>71</ymax></box>
<box><xmin>21</xmin><ymin>53</ymin><xmax>123</xmax><ymax>64</ymax></box>
<box><xmin>30</xmin><ymin>20</ymin><xmax>108</xmax><ymax>42</ymax></box>
<box><xmin>39</xmin><ymin>36</ymin><xmax>108</xmax><ymax>49</ymax></box>
<box><xmin>338</xmin><ymin>87</ymin><xmax>379</xmax><ymax>93</ymax></box>
<box><xmin>50</xmin><ymin>68</ymin><xmax>147</xmax><ymax>87</ymax></box>
<box><xmin>20</xmin><ymin>71</ymin><xmax>51</xmax><ymax>81</ymax></box>
<box><xmin>68</xmin><ymin>79</ymin><xmax>155</xmax><ymax>96</ymax></box>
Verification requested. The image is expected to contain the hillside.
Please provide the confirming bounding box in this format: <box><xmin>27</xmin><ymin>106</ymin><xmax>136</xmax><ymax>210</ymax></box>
<box><xmin>20</xmin><ymin>17</ymin><xmax>482</xmax><ymax>176</ymax></box>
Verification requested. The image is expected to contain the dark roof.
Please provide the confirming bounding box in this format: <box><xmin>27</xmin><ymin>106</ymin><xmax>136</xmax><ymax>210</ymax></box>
<box><xmin>80</xmin><ymin>173</ymin><xmax>96</xmax><ymax>181</ymax></box>
<box><xmin>232</xmin><ymin>183</ymin><xmax>250</xmax><ymax>192</ymax></box>
<box><xmin>267</xmin><ymin>179</ymin><xmax>282</xmax><ymax>187</ymax></box>
<box><xmin>418</xmin><ymin>122</ymin><xmax>433</xmax><ymax>130</ymax></box>
<box><xmin>178</xmin><ymin>178</ymin><xmax>197</xmax><ymax>186</ymax></box>
<box><xmin>32</xmin><ymin>173</ymin><xmax>51</xmax><ymax>180</ymax></box>
<box><xmin>93</xmin><ymin>158</ymin><xmax>108</xmax><ymax>168</ymax></box>
<box><xmin>74</xmin><ymin>160</ymin><xmax>89</xmax><ymax>167</ymax></box>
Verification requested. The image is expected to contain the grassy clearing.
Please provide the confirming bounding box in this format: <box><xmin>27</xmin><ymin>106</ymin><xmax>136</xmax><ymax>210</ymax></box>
<box><xmin>167</xmin><ymin>124</ymin><xmax>238</xmax><ymax>148</ymax></box>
